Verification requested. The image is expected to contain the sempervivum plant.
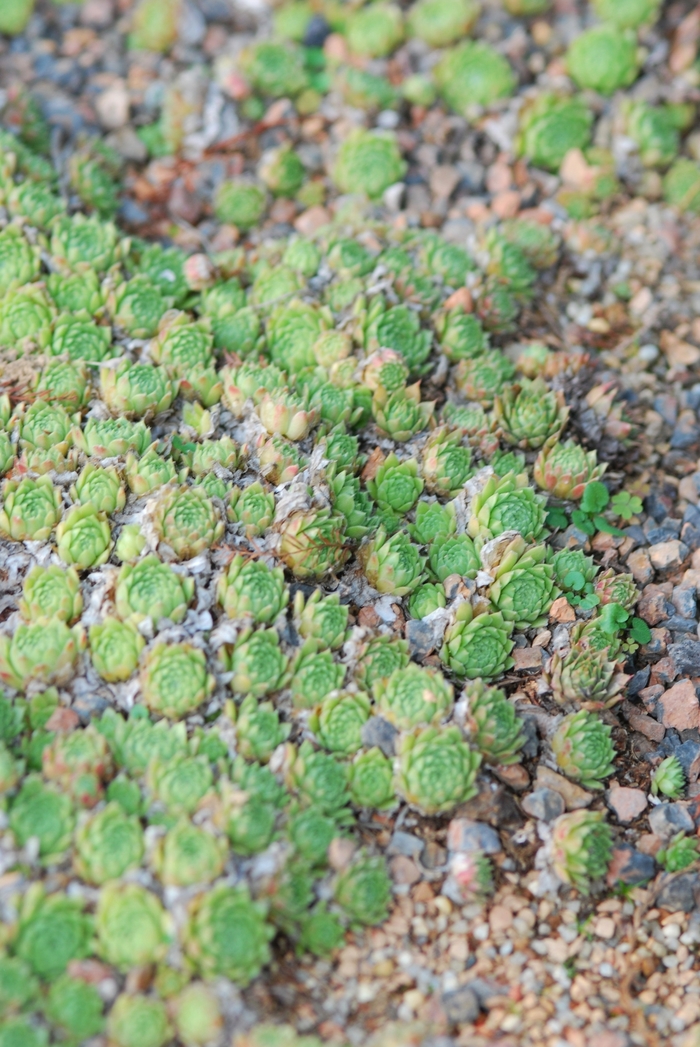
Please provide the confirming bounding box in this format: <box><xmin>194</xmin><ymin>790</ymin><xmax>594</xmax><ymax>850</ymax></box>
<box><xmin>428</xmin><ymin>534</ymin><xmax>480</xmax><ymax>583</ymax></box>
<box><xmin>236</xmin><ymin>694</ymin><xmax>290</xmax><ymax>762</ymax></box>
<box><xmin>73</xmin><ymin>417</ymin><xmax>152</xmax><ymax>458</ymax></box>
<box><xmin>89</xmin><ymin>618</ymin><xmax>145</xmax><ymax>683</ymax></box>
<box><xmin>517</xmin><ymin>94</ymin><xmax>593</xmax><ymax>172</ymax></box>
<box><xmin>551</xmin><ymin>710</ymin><xmax>616</xmax><ymax>789</ymax></box>
<box><xmin>550</xmin><ymin>810</ymin><xmax>613</xmax><ymax>893</ymax></box>
<box><xmin>184</xmin><ymin>883</ymin><xmax>274</xmax><ymax>984</ymax></box>
<box><xmin>55</xmin><ymin>504</ymin><xmax>113</xmax><ymax>569</ymax></box>
<box><xmin>225</xmin><ymin>628</ymin><xmax>289</xmax><ymax>698</ymax></box>
<box><xmin>309</xmin><ymin>691</ymin><xmax>372</xmax><ymax>756</ymax></box>
<box><xmin>566</xmin><ymin>25</ymin><xmax>640</xmax><ymax>96</ymax></box>
<box><xmin>464</xmin><ymin>681</ymin><xmax>525</xmax><ymax>766</ymax></box>
<box><xmin>100</xmin><ymin>360</ymin><xmax>177</xmax><ymax>420</ymax></box>
<box><xmin>290</xmin><ymin>640</ymin><xmax>346</xmax><ymax>709</ymax></box>
<box><xmin>152</xmin><ymin>819</ymin><xmax>228</xmax><ymax>887</ymax></box>
<box><xmin>468</xmin><ymin>471</ymin><xmax>547</xmax><ymax>543</ymax></box>
<box><xmin>217</xmin><ymin>555</ymin><xmax>289</xmax><ymax>624</ymax></box>
<box><xmin>334</xmin><ymin>852</ymin><xmax>392</xmax><ymax>927</ymax></box>
<box><xmin>593</xmin><ymin>569</ymin><xmax>639</xmax><ymax>612</ymax></box>
<box><xmin>434</xmin><ymin>41</ymin><xmax>515</xmax><ymax>113</ymax></box>
<box><xmin>140</xmin><ymin>642</ymin><xmax>215</xmax><ymax>719</ymax></box>
<box><xmin>227</xmin><ymin>482</ymin><xmax>276</xmax><ymax>538</ymax></box>
<box><xmin>19</xmin><ymin>565</ymin><xmax>83</xmax><ymax>624</ymax></box>
<box><xmin>278</xmin><ymin>507</ymin><xmax>349</xmax><ymax>579</ymax></box>
<box><xmin>331</xmin><ymin>129</ymin><xmax>407</xmax><ymax>199</ymax></box>
<box><xmin>440</xmin><ymin>603</ymin><xmax>514</xmax><ymax>680</ymax></box>
<box><xmin>74</xmin><ymin>802</ymin><xmax>145</xmax><ymax>885</ymax></box>
<box><xmin>493</xmin><ymin>378</ymin><xmax>568</xmax><ymax>450</ymax></box>
<box><xmin>71</xmin><ymin>463</ymin><xmax>126</xmax><ymax>515</ymax></box>
<box><xmin>0</xmin><ymin>475</ymin><xmax>62</xmax><ymax>541</ymax></box>
<box><xmin>396</xmin><ymin>726</ymin><xmax>481</xmax><ymax>815</ymax></box>
<box><xmin>152</xmin><ymin>484</ymin><xmax>224</xmax><ymax>560</ymax></box>
<box><xmin>651</xmin><ymin>755</ymin><xmax>685</xmax><ymax>799</ymax></box>
<box><xmin>407</xmin><ymin>0</ymin><xmax>478</xmax><ymax>46</ymax></box>
<box><xmin>488</xmin><ymin>540</ymin><xmax>560</xmax><ymax>629</ymax></box>
<box><xmin>421</xmin><ymin>427</ymin><xmax>474</xmax><ymax>497</ymax></box>
<box><xmin>359</xmin><ymin>527</ymin><xmax>426</xmax><ymax>595</ymax></box>
<box><xmin>115</xmin><ymin>555</ymin><xmax>194</xmax><ymax>624</ymax></box>
<box><xmin>544</xmin><ymin>629</ymin><xmax>629</xmax><ymax>710</ymax></box>
<box><xmin>366</xmin><ymin>453</ymin><xmax>423</xmax><ymax>515</ymax></box>
<box><xmin>534</xmin><ymin>440</ymin><xmax>606</xmax><ymax>500</ymax></box>
<box><xmin>0</xmin><ymin>620</ymin><xmax>85</xmax><ymax>691</ymax></box>
<box><xmin>293</xmin><ymin>590</ymin><xmax>349</xmax><ymax>650</ymax></box>
<box><xmin>95</xmin><ymin>883</ymin><xmax>171</xmax><ymax>970</ymax></box>
<box><xmin>348</xmin><ymin>748</ymin><xmax>396</xmax><ymax>810</ymax></box>
<box><xmin>373</xmin><ymin>664</ymin><xmax>454</xmax><ymax>730</ymax></box>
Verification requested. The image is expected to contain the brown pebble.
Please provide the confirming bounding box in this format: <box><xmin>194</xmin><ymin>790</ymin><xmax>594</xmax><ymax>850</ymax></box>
<box><xmin>45</xmin><ymin>707</ymin><xmax>80</xmax><ymax>732</ymax></box>
<box><xmin>492</xmin><ymin>763</ymin><xmax>530</xmax><ymax>792</ymax></box>
<box><xmin>620</xmin><ymin>701</ymin><xmax>666</xmax><ymax>743</ymax></box>
<box><xmin>294</xmin><ymin>206</ymin><xmax>331</xmax><ymax>236</ymax></box>
<box><xmin>638</xmin><ymin>584</ymin><xmax>672</xmax><ymax>625</ymax></box>
<box><xmin>443</xmin><ymin>287</ymin><xmax>473</xmax><ymax>313</ymax></box>
<box><xmin>627</xmin><ymin>548</ymin><xmax>654</xmax><ymax>585</ymax></box>
<box><xmin>549</xmin><ymin>596</ymin><xmax>576</xmax><ymax>623</ymax></box>
<box><xmin>390</xmin><ymin>855</ymin><xmax>421</xmax><ymax>885</ymax></box>
<box><xmin>649</xmin><ymin>540</ymin><xmax>689</xmax><ymax>572</ymax></box>
<box><xmin>512</xmin><ymin>647</ymin><xmax>543</xmax><ymax>671</ymax></box>
<box><xmin>328</xmin><ymin>837</ymin><xmax>356</xmax><ymax>871</ymax></box>
<box><xmin>606</xmin><ymin>785</ymin><xmax>648</xmax><ymax>824</ymax></box>
<box><xmin>535</xmin><ymin>766</ymin><xmax>593</xmax><ymax>810</ymax></box>
<box><xmin>357</xmin><ymin>606</ymin><xmax>381</xmax><ymax>629</ymax></box>
<box><xmin>657</xmin><ymin>679</ymin><xmax>700</xmax><ymax>731</ymax></box>
<box><xmin>491</xmin><ymin>190</ymin><xmax>520</xmax><ymax>219</ymax></box>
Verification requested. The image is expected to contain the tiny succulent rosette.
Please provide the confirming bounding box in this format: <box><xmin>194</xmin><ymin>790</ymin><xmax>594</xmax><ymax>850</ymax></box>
<box><xmin>333</xmin><ymin>852</ymin><xmax>392</xmax><ymax>927</ymax></box>
<box><xmin>184</xmin><ymin>883</ymin><xmax>274</xmax><ymax>985</ymax></box>
<box><xmin>544</xmin><ymin>633</ymin><xmax>630</xmax><ymax>711</ymax></box>
<box><xmin>227</xmin><ymin>482</ymin><xmax>276</xmax><ymax>537</ymax></box>
<box><xmin>440</xmin><ymin>602</ymin><xmax>514</xmax><ymax>680</ymax></box>
<box><xmin>309</xmin><ymin>690</ymin><xmax>371</xmax><ymax>755</ymax></box>
<box><xmin>551</xmin><ymin>710</ymin><xmax>615</xmax><ymax>789</ymax></box>
<box><xmin>373</xmin><ymin>664</ymin><xmax>454</xmax><ymax>730</ymax></box>
<box><xmin>0</xmin><ymin>475</ymin><xmax>62</xmax><ymax>541</ymax></box>
<box><xmin>289</xmin><ymin>639</ymin><xmax>346</xmax><ymax>709</ymax></box>
<box><xmin>657</xmin><ymin>832</ymin><xmax>699</xmax><ymax>874</ymax></box>
<box><xmin>74</xmin><ymin>802</ymin><xmax>145</xmax><ymax>885</ymax></box>
<box><xmin>593</xmin><ymin>569</ymin><xmax>639</xmax><ymax>612</ymax></box>
<box><xmin>372</xmin><ymin>383</ymin><xmax>435</xmax><ymax>441</ymax></box>
<box><xmin>217</xmin><ymin>554</ymin><xmax>289</xmax><ymax>624</ymax></box>
<box><xmin>396</xmin><ymin>725</ymin><xmax>481</xmax><ymax>815</ymax></box>
<box><xmin>468</xmin><ymin>471</ymin><xmax>547</xmax><ymax>543</ymax></box>
<box><xmin>89</xmin><ymin>617</ymin><xmax>145</xmax><ymax>682</ymax></box>
<box><xmin>464</xmin><ymin>680</ymin><xmax>525</xmax><ymax>765</ymax></box>
<box><xmin>493</xmin><ymin>378</ymin><xmax>568</xmax><ymax>450</ymax></box>
<box><xmin>566</xmin><ymin>25</ymin><xmax>640</xmax><ymax>96</ymax></box>
<box><xmin>488</xmin><ymin>539</ymin><xmax>560</xmax><ymax>629</ymax></box>
<box><xmin>533</xmin><ymin>440</ymin><xmax>605</xmax><ymax>500</ymax></box>
<box><xmin>359</xmin><ymin>527</ymin><xmax>426</xmax><ymax>595</ymax></box>
<box><xmin>421</xmin><ymin>427</ymin><xmax>474</xmax><ymax>497</ymax></box>
<box><xmin>152</xmin><ymin>484</ymin><xmax>224</xmax><ymax>561</ymax></box>
<box><xmin>651</xmin><ymin>755</ymin><xmax>685</xmax><ymax>799</ymax></box>
<box><xmin>55</xmin><ymin>503</ymin><xmax>113</xmax><ymax>569</ymax></box>
<box><xmin>115</xmin><ymin>554</ymin><xmax>194</xmax><ymax>624</ymax></box>
<box><xmin>278</xmin><ymin>507</ymin><xmax>349</xmax><ymax>579</ymax></box>
<box><xmin>286</xmin><ymin>739</ymin><xmax>351</xmax><ymax>818</ymax></box>
<box><xmin>348</xmin><ymin>747</ymin><xmax>396</xmax><ymax>810</ymax></box>
<box><xmin>236</xmin><ymin>693</ymin><xmax>290</xmax><ymax>762</ymax></box>
<box><xmin>0</xmin><ymin>620</ymin><xmax>86</xmax><ymax>691</ymax></box>
<box><xmin>366</xmin><ymin>452</ymin><xmax>423</xmax><ymax>515</ymax></box>
<box><xmin>140</xmin><ymin>642</ymin><xmax>215</xmax><ymax>719</ymax></box>
<box><xmin>332</xmin><ymin>129</ymin><xmax>407</xmax><ymax>199</ymax></box>
<box><xmin>434</xmin><ymin>40</ymin><xmax>516</xmax><ymax>114</ymax></box>
<box><xmin>550</xmin><ymin>809</ymin><xmax>613</xmax><ymax>893</ymax></box>
<box><xmin>100</xmin><ymin>359</ymin><xmax>177</xmax><ymax>419</ymax></box>
<box><xmin>95</xmin><ymin>883</ymin><xmax>172</xmax><ymax>970</ymax></box>
<box><xmin>19</xmin><ymin>565</ymin><xmax>83</xmax><ymax>624</ymax></box>
<box><xmin>517</xmin><ymin>93</ymin><xmax>593</xmax><ymax>172</ymax></box>
<box><xmin>225</xmin><ymin>628</ymin><xmax>289</xmax><ymax>698</ymax></box>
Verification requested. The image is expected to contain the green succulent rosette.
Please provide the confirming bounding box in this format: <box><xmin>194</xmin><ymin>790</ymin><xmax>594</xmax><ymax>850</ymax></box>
<box><xmin>152</xmin><ymin>818</ymin><xmax>228</xmax><ymax>887</ymax></box>
<box><xmin>345</xmin><ymin>2</ymin><xmax>404</xmax><ymax>57</ymax></box>
<box><xmin>658</xmin><ymin>832</ymin><xmax>699</xmax><ymax>873</ymax></box>
<box><xmin>407</xmin><ymin>0</ymin><xmax>478</xmax><ymax>46</ymax></box>
<box><xmin>225</xmin><ymin>628</ymin><xmax>288</xmax><ymax>698</ymax></box>
<box><xmin>184</xmin><ymin>883</ymin><xmax>274</xmax><ymax>985</ymax></box>
<box><xmin>353</xmin><ymin>635</ymin><xmax>410</xmax><ymax>691</ymax></box>
<box><xmin>44</xmin><ymin>974</ymin><xmax>105</xmax><ymax>1043</ymax></box>
<box><xmin>55</xmin><ymin>503</ymin><xmax>113</xmax><ymax>569</ymax></box>
<box><xmin>663</xmin><ymin>159</ymin><xmax>700</xmax><ymax>214</ymax></box>
<box><xmin>372</xmin><ymin>383</ymin><xmax>435</xmax><ymax>441</ymax></box>
<box><xmin>9</xmin><ymin>778</ymin><xmax>75</xmax><ymax>863</ymax></box>
<box><xmin>373</xmin><ymin>664</ymin><xmax>454</xmax><ymax>730</ymax></box>
<box><xmin>488</xmin><ymin>540</ymin><xmax>559</xmax><ymax>629</ymax></box>
<box><xmin>593</xmin><ymin>569</ymin><xmax>638</xmax><ymax>612</ymax></box>
<box><xmin>19</xmin><ymin>565</ymin><xmax>83</xmax><ymax>624</ymax></box>
<box><xmin>407</xmin><ymin>582</ymin><xmax>447</xmax><ymax>619</ymax></box>
<box><xmin>434</xmin><ymin>40</ymin><xmax>516</xmax><ymax>113</ymax></box>
<box><xmin>533</xmin><ymin>439</ymin><xmax>605</xmax><ymax>499</ymax></box>
<box><xmin>236</xmin><ymin>693</ymin><xmax>290</xmax><ymax>762</ymax></box>
<box><xmin>428</xmin><ymin>533</ymin><xmax>480</xmax><ymax>583</ymax></box>
<box><xmin>651</xmin><ymin>755</ymin><xmax>685</xmax><ymax>800</ymax></box>
<box><xmin>0</xmin><ymin>224</ymin><xmax>40</xmax><ymax>295</ymax></box>
<box><xmin>464</xmin><ymin>680</ymin><xmax>525</xmax><ymax>765</ymax></box>
<box><xmin>550</xmin><ymin>809</ymin><xmax>612</xmax><ymax>893</ymax></box>
<box><xmin>12</xmin><ymin>886</ymin><xmax>92</xmax><ymax>980</ymax></box>
<box><xmin>624</xmin><ymin>101</ymin><xmax>680</xmax><ymax>169</ymax></box>
<box><xmin>140</xmin><ymin>642</ymin><xmax>215</xmax><ymax>720</ymax></box>
<box><xmin>115</xmin><ymin>555</ymin><xmax>194</xmax><ymax>624</ymax></box>
<box><xmin>74</xmin><ymin>801</ymin><xmax>145</xmax><ymax>885</ymax></box>
<box><xmin>95</xmin><ymin>883</ymin><xmax>171</xmax><ymax>970</ymax></box>
<box><xmin>293</xmin><ymin>589</ymin><xmax>349</xmax><ymax>650</ymax></box>
<box><xmin>346</xmin><ymin>747</ymin><xmax>396</xmax><ymax>811</ymax></box>
<box><xmin>217</xmin><ymin>555</ymin><xmax>289</xmax><ymax>624</ymax></box>
<box><xmin>440</xmin><ymin>603</ymin><xmax>514</xmax><ymax>680</ymax></box>
<box><xmin>227</xmin><ymin>482</ymin><xmax>276</xmax><ymax>537</ymax></box>
<box><xmin>551</xmin><ymin>710</ymin><xmax>615</xmax><ymax>789</ymax></box>
<box><xmin>334</xmin><ymin>852</ymin><xmax>392</xmax><ymax>927</ymax></box>
<box><xmin>107</xmin><ymin>994</ymin><xmax>171</xmax><ymax>1047</ymax></box>
<box><xmin>421</xmin><ymin>427</ymin><xmax>473</xmax><ymax>497</ymax></box>
<box><xmin>88</xmin><ymin>615</ymin><xmax>146</xmax><ymax>682</ymax></box>
<box><xmin>332</xmin><ymin>130</ymin><xmax>407</xmax><ymax>200</ymax></box>
<box><xmin>517</xmin><ymin>93</ymin><xmax>593</xmax><ymax>172</ymax></box>
<box><xmin>468</xmin><ymin>471</ymin><xmax>547</xmax><ymax>543</ymax></box>
<box><xmin>125</xmin><ymin>444</ymin><xmax>180</xmax><ymax>495</ymax></box>
<box><xmin>0</xmin><ymin>475</ymin><xmax>62</xmax><ymax>541</ymax></box>
<box><xmin>359</xmin><ymin>527</ymin><xmax>425</xmax><ymax>595</ymax></box>
<box><xmin>409</xmin><ymin>500</ymin><xmax>456</xmax><ymax>545</ymax></box>
<box><xmin>169</xmin><ymin>983</ymin><xmax>223</xmax><ymax>1047</ymax></box>
<box><xmin>493</xmin><ymin>378</ymin><xmax>568</xmax><ymax>450</ymax></box>
<box><xmin>108</xmin><ymin>274</ymin><xmax>174</xmax><ymax>338</ymax></box>
<box><xmin>366</xmin><ymin>452</ymin><xmax>423</xmax><ymax>515</ymax></box>
<box><xmin>49</xmin><ymin>312</ymin><xmax>113</xmax><ymax>363</ymax></box>
<box><xmin>278</xmin><ymin>507</ymin><xmax>349</xmax><ymax>579</ymax></box>
<box><xmin>0</xmin><ymin>620</ymin><xmax>85</xmax><ymax>691</ymax></box>
<box><xmin>592</xmin><ymin>0</ymin><xmax>660</xmax><ymax>29</ymax></box>
<box><xmin>309</xmin><ymin>690</ymin><xmax>371</xmax><ymax>756</ymax></box>
<box><xmin>287</xmin><ymin>739</ymin><xmax>351</xmax><ymax>819</ymax></box>
<box><xmin>396</xmin><ymin>725</ymin><xmax>480</xmax><ymax>815</ymax></box>
<box><xmin>152</xmin><ymin>484</ymin><xmax>224</xmax><ymax>561</ymax></box>
<box><xmin>0</xmin><ymin>282</ymin><xmax>55</xmax><ymax>353</ymax></box>
<box><xmin>18</xmin><ymin>399</ymin><xmax>73</xmax><ymax>455</ymax></box>
<box><xmin>73</xmin><ymin>416</ymin><xmax>152</xmax><ymax>458</ymax></box>
<box><xmin>566</xmin><ymin>25</ymin><xmax>640</xmax><ymax>96</ymax></box>
<box><xmin>289</xmin><ymin>639</ymin><xmax>346</xmax><ymax>709</ymax></box>
<box><xmin>100</xmin><ymin>359</ymin><xmax>177</xmax><ymax>420</ymax></box>
<box><xmin>146</xmin><ymin>752</ymin><xmax>214</xmax><ymax>813</ymax></box>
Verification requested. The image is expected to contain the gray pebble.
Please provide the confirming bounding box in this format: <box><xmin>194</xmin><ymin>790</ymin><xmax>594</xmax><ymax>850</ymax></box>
<box><xmin>648</xmin><ymin>802</ymin><xmax>695</xmax><ymax>839</ymax></box>
<box><xmin>521</xmin><ymin>788</ymin><xmax>565</xmax><ymax>823</ymax></box>
<box><xmin>441</xmin><ymin>985</ymin><xmax>480</xmax><ymax>1024</ymax></box>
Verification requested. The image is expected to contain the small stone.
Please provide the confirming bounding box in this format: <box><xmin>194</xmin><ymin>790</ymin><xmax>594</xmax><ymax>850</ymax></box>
<box><xmin>594</xmin><ymin>916</ymin><xmax>616</xmax><ymax>939</ymax></box>
<box><xmin>656</xmin><ymin>872</ymin><xmax>700</xmax><ymax>913</ymax></box>
<box><xmin>512</xmin><ymin>647</ymin><xmax>543</xmax><ymax>671</ymax></box>
<box><xmin>627</xmin><ymin>548</ymin><xmax>654</xmax><ymax>585</ymax></box>
<box><xmin>548</xmin><ymin>597</ymin><xmax>576</xmax><ymax>623</ymax></box>
<box><xmin>639</xmin><ymin>584</ymin><xmax>675</xmax><ymax>626</ymax></box>
<box><xmin>492</xmin><ymin>763</ymin><xmax>529</xmax><ymax>791</ymax></box>
<box><xmin>447</xmin><ymin>818</ymin><xmax>501</xmax><ymax>855</ymax></box>
<box><xmin>606</xmin><ymin>786</ymin><xmax>648</xmax><ymax>824</ymax></box>
<box><xmin>521</xmin><ymin>788</ymin><xmax>565</xmax><ymax>822</ymax></box>
<box><xmin>442</xmin><ymin>985</ymin><xmax>480</xmax><ymax>1025</ymax></box>
<box><xmin>390</xmin><ymin>855</ymin><xmax>421</xmax><ymax>885</ymax></box>
<box><xmin>628</xmin><ymin>666</ymin><xmax>651</xmax><ymax>696</ymax></box>
<box><xmin>443</xmin><ymin>287</ymin><xmax>473</xmax><ymax>313</ymax></box>
<box><xmin>534</xmin><ymin>765</ymin><xmax>593</xmax><ymax>809</ymax></box>
<box><xmin>656</xmin><ymin>680</ymin><xmax>700</xmax><ymax>731</ymax></box>
<box><xmin>79</xmin><ymin>0</ymin><xmax>113</xmax><ymax>28</ymax></box>
<box><xmin>45</xmin><ymin>707</ymin><xmax>80</xmax><ymax>732</ymax></box>
<box><xmin>649</xmin><ymin>540</ymin><xmax>690</xmax><ymax>572</ymax></box>
<box><xmin>95</xmin><ymin>82</ymin><xmax>129</xmax><ymax>130</ymax></box>
<box><xmin>421</xmin><ymin>841</ymin><xmax>447</xmax><ymax>869</ymax></box>
<box><xmin>670</xmin><ymin>640</ymin><xmax>700</xmax><ymax>676</ymax></box>
<box><xmin>328</xmin><ymin>837</ymin><xmax>357</xmax><ymax>871</ymax></box>
<box><xmin>430</xmin><ymin>165</ymin><xmax>460</xmax><ymax>200</ymax></box>
<box><xmin>406</xmin><ymin>617</ymin><xmax>442</xmax><ymax>659</ymax></box>
<box><xmin>595</xmin><ymin>1033</ymin><xmax>632</xmax><ymax>1047</ymax></box>
<box><xmin>620</xmin><ymin>700</ymin><xmax>666</xmax><ymax>742</ymax></box>
<box><xmin>489</xmin><ymin>905</ymin><xmax>513</xmax><ymax>933</ymax></box>
<box><xmin>606</xmin><ymin>844</ymin><xmax>656</xmax><ymax>887</ymax></box>
<box><xmin>387</xmin><ymin>831</ymin><xmax>424</xmax><ymax>861</ymax></box>
<box><xmin>649</xmin><ymin>802</ymin><xmax>695</xmax><ymax>839</ymax></box>
<box><xmin>361</xmin><ymin>716</ymin><xmax>398</xmax><ymax>757</ymax></box>
<box><xmin>294</xmin><ymin>206</ymin><xmax>331</xmax><ymax>236</ymax></box>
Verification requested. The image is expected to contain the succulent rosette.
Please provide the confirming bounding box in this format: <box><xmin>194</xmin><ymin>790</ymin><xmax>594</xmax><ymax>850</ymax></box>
<box><xmin>332</xmin><ymin>129</ymin><xmax>407</xmax><ymax>199</ymax></box>
<box><xmin>372</xmin><ymin>383</ymin><xmax>435</xmax><ymax>441</ymax></box>
<box><xmin>428</xmin><ymin>533</ymin><xmax>480</xmax><ymax>583</ymax></box>
<box><xmin>289</xmin><ymin>640</ymin><xmax>346</xmax><ymax>709</ymax></box>
<box><xmin>396</xmin><ymin>725</ymin><xmax>481</xmax><ymax>815</ymax></box>
<box><xmin>152</xmin><ymin>818</ymin><xmax>228</xmax><ymax>887</ymax></box>
<box><xmin>70</xmin><ymin>462</ymin><xmax>126</xmax><ymax>514</ymax></box>
<box><xmin>146</xmin><ymin>752</ymin><xmax>214</xmax><ymax>813</ymax></box>
<box><xmin>293</xmin><ymin>590</ymin><xmax>349</xmax><ymax>650</ymax></box>
<box><xmin>170</xmin><ymin>983</ymin><xmax>223</xmax><ymax>1047</ymax></box>
<box><xmin>334</xmin><ymin>852</ymin><xmax>392</xmax><ymax>927</ymax></box>
<box><xmin>9</xmin><ymin>778</ymin><xmax>75</xmax><ymax>863</ymax></box>
<box><xmin>468</xmin><ymin>471</ymin><xmax>547</xmax><ymax>543</ymax></box>
<box><xmin>217</xmin><ymin>555</ymin><xmax>289</xmax><ymax>624</ymax></box>
<box><xmin>551</xmin><ymin>710</ymin><xmax>615</xmax><ymax>789</ymax></box>
<box><xmin>464</xmin><ymin>681</ymin><xmax>525</xmax><ymax>765</ymax></box>
<box><xmin>12</xmin><ymin>886</ymin><xmax>92</xmax><ymax>979</ymax></box>
<box><xmin>73</xmin><ymin>416</ymin><xmax>152</xmax><ymax>458</ymax></box>
<box><xmin>140</xmin><ymin>642</ymin><xmax>215</xmax><ymax>719</ymax></box>
<box><xmin>236</xmin><ymin>693</ymin><xmax>290</xmax><ymax>762</ymax></box>
<box><xmin>55</xmin><ymin>503</ymin><xmax>113</xmax><ymax>569</ymax></box>
<box><xmin>184</xmin><ymin>884</ymin><xmax>274</xmax><ymax>985</ymax></box>
<box><xmin>373</xmin><ymin>664</ymin><xmax>454</xmax><ymax>730</ymax></box>
<box><xmin>287</xmin><ymin>740</ymin><xmax>351</xmax><ymax>818</ymax></box>
<box><xmin>434</xmin><ymin>40</ymin><xmax>516</xmax><ymax>113</ymax></box>
<box><xmin>359</xmin><ymin>527</ymin><xmax>425</xmax><ymax>595</ymax></box>
<box><xmin>225</xmin><ymin>628</ymin><xmax>288</xmax><ymax>698</ymax></box>
<box><xmin>421</xmin><ymin>427</ymin><xmax>474</xmax><ymax>497</ymax></box>
<box><xmin>115</xmin><ymin>555</ymin><xmax>194</xmax><ymax>624</ymax></box>
<box><xmin>517</xmin><ymin>93</ymin><xmax>593</xmax><ymax>172</ymax></box>
<box><xmin>0</xmin><ymin>475</ymin><xmax>62</xmax><ymax>541</ymax></box>
<box><xmin>309</xmin><ymin>690</ymin><xmax>371</xmax><ymax>756</ymax></box>
<box><xmin>227</xmin><ymin>482</ymin><xmax>276</xmax><ymax>537</ymax></box>
<box><xmin>100</xmin><ymin>359</ymin><xmax>177</xmax><ymax>420</ymax></box>
<box><xmin>107</xmin><ymin>994</ymin><xmax>171</xmax><ymax>1047</ymax></box>
<box><xmin>534</xmin><ymin>439</ymin><xmax>605</xmax><ymax>499</ymax></box>
<box><xmin>44</xmin><ymin>974</ymin><xmax>105</xmax><ymax>1044</ymax></box>
<box><xmin>593</xmin><ymin>569</ymin><xmax>639</xmax><ymax>611</ymax></box>
<box><xmin>0</xmin><ymin>620</ymin><xmax>85</xmax><ymax>691</ymax></box>
<box><xmin>108</xmin><ymin>274</ymin><xmax>174</xmax><ymax>338</ymax></box>
<box><xmin>74</xmin><ymin>801</ymin><xmax>145</xmax><ymax>885</ymax></box>
<box><xmin>440</xmin><ymin>603</ymin><xmax>514</xmax><ymax>679</ymax></box>
<box><xmin>566</xmin><ymin>25</ymin><xmax>640</xmax><ymax>96</ymax></box>
<box><xmin>19</xmin><ymin>565</ymin><xmax>83</xmax><ymax>624</ymax></box>
<box><xmin>488</xmin><ymin>540</ymin><xmax>559</xmax><ymax>628</ymax></box>
<box><xmin>278</xmin><ymin>507</ymin><xmax>349</xmax><ymax>579</ymax></box>
<box><xmin>89</xmin><ymin>617</ymin><xmax>145</xmax><ymax>683</ymax></box>
<box><xmin>95</xmin><ymin>883</ymin><xmax>171</xmax><ymax>970</ymax></box>
<box><xmin>651</xmin><ymin>755</ymin><xmax>685</xmax><ymax>800</ymax></box>
<box><xmin>152</xmin><ymin>484</ymin><xmax>224</xmax><ymax>560</ymax></box>
<box><xmin>454</xmin><ymin>352</ymin><xmax>516</xmax><ymax>405</ymax></box>
<box><xmin>550</xmin><ymin>810</ymin><xmax>613</xmax><ymax>893</ymax></box>
<box><xmin>366</xmin><ymin>452</ymin><xmax>423</xmax><ymax>515</ymax></box>
<box><xmin>493</xmin><ymin>378</ymin><xmax>568</xmax><ymax>450</ymax></box>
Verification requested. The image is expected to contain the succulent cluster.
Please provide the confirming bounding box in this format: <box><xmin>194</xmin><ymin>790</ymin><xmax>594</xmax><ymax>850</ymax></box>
<box><xmin>0</xmin><ymin>28</ymin><xmax>659</xmax><ymax>1030</ymax></box>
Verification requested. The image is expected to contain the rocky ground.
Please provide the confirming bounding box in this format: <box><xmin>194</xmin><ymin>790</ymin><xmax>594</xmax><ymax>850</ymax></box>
<box><xmin>5</xmin><ymin>1</ymin><xmax>700</xmax><ymax>1046</ymax></box>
